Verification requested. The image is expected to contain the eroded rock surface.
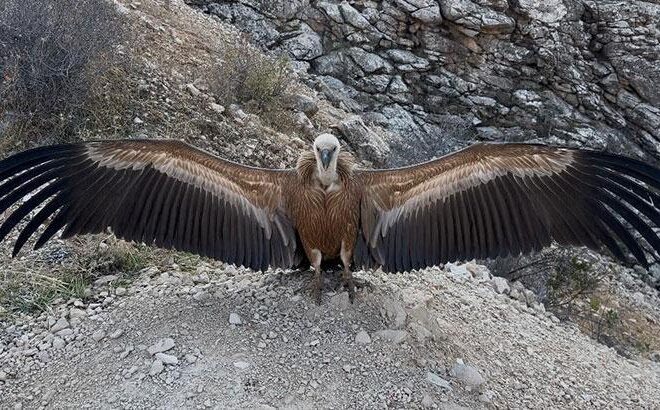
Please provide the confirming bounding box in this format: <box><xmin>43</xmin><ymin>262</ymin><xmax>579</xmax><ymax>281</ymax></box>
<box><xmin>190</xmin><ymin>0</ymin><xmax>660</xmax><ymax>165</ymax></box>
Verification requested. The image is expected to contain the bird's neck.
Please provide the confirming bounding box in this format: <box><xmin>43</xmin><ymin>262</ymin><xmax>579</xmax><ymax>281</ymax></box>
<box><xmin>316</xmin><ymin>166</ymin><xmax>338</xmax><ymax>187</ymax></box>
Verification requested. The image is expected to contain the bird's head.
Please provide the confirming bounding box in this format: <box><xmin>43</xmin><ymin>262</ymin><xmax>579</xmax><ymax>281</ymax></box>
<box><xmin>313</xmin><ymin>133</ymin><xmax>340</xmax><ymax>172</ymax></box>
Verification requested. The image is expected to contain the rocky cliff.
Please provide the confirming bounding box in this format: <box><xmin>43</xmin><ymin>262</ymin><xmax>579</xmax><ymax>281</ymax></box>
<box><xmin>189</xmin><ymin>0</ymin><xmax>660</xmax><ymax>166</ymax></box>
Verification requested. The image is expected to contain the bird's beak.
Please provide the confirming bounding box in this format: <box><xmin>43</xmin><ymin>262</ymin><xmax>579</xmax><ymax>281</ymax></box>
<box><xmin>320</xmin><ymin>149</ymin><xmax>332</xmax><ymax>170</ymax></box>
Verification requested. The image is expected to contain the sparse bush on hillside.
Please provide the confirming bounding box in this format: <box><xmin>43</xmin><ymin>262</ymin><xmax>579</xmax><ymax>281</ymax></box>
<box><xmin>0</xmin><ymin>0</ymin><xmax>134</xmax><ymax>152</ymax></box>
<box><xmin>488</xmin><ymin>248</ymin><xmax>604</xmax><ymax>306</ymax></box>
<box><xmin>488</xmin><ymin>249</ymin><xmax>660</xmax><ymax>357</ymax></box>
<box><xmin>211</xmin><ymin>37</ymin><xmax>297</xmax><ymax>132</ymax></box>
<box><xmin>213</xmin><ymin>37</ymin><xmax>291</xmax><ymax>107</ymax></box>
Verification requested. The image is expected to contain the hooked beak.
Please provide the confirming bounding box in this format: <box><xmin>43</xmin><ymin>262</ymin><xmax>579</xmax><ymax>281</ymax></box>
<box><xmin>320</xmin><ymin>149</ymin><xmax>332</xmax><ymax>170</ymax></box>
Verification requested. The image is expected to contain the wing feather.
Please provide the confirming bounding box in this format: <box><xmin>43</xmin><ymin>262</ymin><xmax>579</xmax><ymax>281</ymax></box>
<box><xmin>0</xmin><ymin>139</ymin><xmax>300</xmax><ymax>270</ymax></box>
<box><xmin>356</xmin><ymin>143</ymin><xmax>660</xmax><ymax>272</ymax></box>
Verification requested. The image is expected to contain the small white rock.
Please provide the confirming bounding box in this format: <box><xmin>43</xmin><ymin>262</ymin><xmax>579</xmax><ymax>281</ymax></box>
<box><xmin>109</xmin><ymin>329</ymin><xmax>124</xmax><ymax>340</ymax></box>
<box><xmin>209</xmin><ymin>103</ymin><xmax>225</xmax><ymax>114</ymax></box>
<box><xmin>229</xmin><ymin>313</ymin><xmax>242</xmax><ymax>325</ymax></box>
<box><xmin>147</xmin><ymin>338</ymin><xmax>175</xmax><ymax>355</ymax></box>
<box><xmin>450</xmin><ymin>361</ymin><xmax>486</xmax><ymax>388</ymax></box>
<box><xmin>355</xmin><ymin>330</ymin><xmax>371</xmax><ymax>345</ymax></box>
<box><xmin>149</xmin><ymin>359</ymin><xmax>164</xmax><ymax>376</ymax></box>
<box><xmin>375</xmin><ymin>330</ymin><xmax>408</xmax><ymax>344</ymax></box>
<box><xmin>92</xmin><ymin>330</ymin><xmax>106</xmax><ymax>342</ymax></box>
<box><xmin>193</xmin><ymin>291</ymin><xmax>210</xmax><ymax>302</ymax></box>
<box><xmin>155</xmin><ymin>353</ymin><xmax>179</xmax><ymax>365</ymax></box>
<box><xmin>50</xmin><ymin>318</ymin><xmax>70</xmax><ymax>333</ymax></box>
<box><xmin>491</xmin><ymin>277</ymin><xmax>510</xmax><ymax>294</ymax></box>
<box><xmin>68</xmin><ymin>308</ymin><xmax>87</xmax><ymax>319</ymax></box>
<box><xmin>193</xmin><ymin>273</ymin><xmax>210</xmax><ymax>284</ymax></box>
<box><xmin>115</xmin><ymin>287</ymin><xmax>127</xmax><ymax>296</ymax></box>
<box><xmin>51</xmin><ymin>337</ymin><xmax>66</xmax><ymax>349</ymax></box>
<box><xmin>234</xmin><ymin>361</ymin><xmax>250</xmax><ymax>370</ymax></box>
<box><xmin>426</xmin><ymin>371</ymin><xmax>452</xmax><ymax>391</ymax></box>
<box><xmin>186</xmin><ymin>83</ymin><xmax>201</xmax><ymax>96</ymax></box>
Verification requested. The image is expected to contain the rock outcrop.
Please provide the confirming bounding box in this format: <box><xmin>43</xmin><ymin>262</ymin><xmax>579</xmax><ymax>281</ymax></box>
<box><xmin>189</xmin><ymin>0</ymin><xmax>660</xmax><ymax>165</ymax></box>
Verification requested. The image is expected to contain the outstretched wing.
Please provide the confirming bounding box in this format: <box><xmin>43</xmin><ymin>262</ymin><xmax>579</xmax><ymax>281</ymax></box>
<box><xmin>355</xmin><ymin>143</ymin><xmax>660</xmax><ymax>272</ymax></box>
<box><xmin>0</xmin><ymin>139</ymin><xmax>302</xmax><ymax>270</ymax></box>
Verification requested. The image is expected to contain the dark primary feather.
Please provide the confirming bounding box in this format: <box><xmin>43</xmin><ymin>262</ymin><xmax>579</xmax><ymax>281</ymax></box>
<box><xmin>356</xmin><ymin>144</ymin><xmax>660</xmax><ymax>273</ymax></box>
<box><xmin>0</xmin><ymin>140</ymin><xmax>300</xmax><ymax>271</ymax></box>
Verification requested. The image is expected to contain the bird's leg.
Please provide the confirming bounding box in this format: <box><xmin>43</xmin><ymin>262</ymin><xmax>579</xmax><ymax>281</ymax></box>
<box><xmin>310</xmin><ymin>249</ymin><xmax>323</xmax><ymax>305</ymax></box>
<box><xmin>340</xmin><ymin>241</ymin><xmax>355</xmax><ymax>303</ymax></box>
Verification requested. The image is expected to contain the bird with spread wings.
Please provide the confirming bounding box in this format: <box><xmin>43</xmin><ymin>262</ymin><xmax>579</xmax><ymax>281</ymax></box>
<box><xmin>1</xmin><ymin>134</ymin><xmax>659</xmax><ymax>303</ymax></box>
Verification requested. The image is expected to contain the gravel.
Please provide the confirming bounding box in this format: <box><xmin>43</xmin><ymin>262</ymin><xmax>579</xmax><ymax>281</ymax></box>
<box><xmin>1</xmin><ymin>261</ymin><xmax>659</xmax><ymax>408</ymax></box>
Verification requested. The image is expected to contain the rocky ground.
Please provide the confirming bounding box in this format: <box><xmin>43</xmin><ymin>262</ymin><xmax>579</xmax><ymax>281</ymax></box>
<box><xmin>1</xmin><ymin>259</ymin><xmax>660</xmax><ymax>409</ymax></box>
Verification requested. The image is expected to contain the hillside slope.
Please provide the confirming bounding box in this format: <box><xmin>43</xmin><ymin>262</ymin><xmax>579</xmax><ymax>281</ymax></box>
<box><xmin>1</xmin><ymin>1</ymin><xmax>660</xmax><ymax>408</ymax></box>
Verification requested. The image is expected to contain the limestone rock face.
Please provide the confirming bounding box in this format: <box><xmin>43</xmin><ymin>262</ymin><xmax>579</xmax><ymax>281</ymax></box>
<box><xmin>191</xmin><ymin>0</ymin><xmax>660</xmax><ymax>166</ymax></box>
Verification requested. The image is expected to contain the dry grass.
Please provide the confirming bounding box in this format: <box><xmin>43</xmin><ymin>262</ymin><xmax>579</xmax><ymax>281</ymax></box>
<box><xmin>0</xmin><ymin>237</ymin><xmax>155</xmax><ymax>316</ymax></box>
<box><xmin>0</xmin><ymin>0</ymin><xmax>136</xmax><ymax>152</ymax></box>
<box><xmin>210</xmin><ymin>36</ymin><xmax>298</xmax><ymax>134</ymax></box>
<box><xmin>564</xmin><ymin>290</ymin><xmax>660</xmax><ymax>358</ymax></box>
<box><xmin>489</xmin><ymin>248</ymin><xmax>660</xmax><ymax>357</ymax></box>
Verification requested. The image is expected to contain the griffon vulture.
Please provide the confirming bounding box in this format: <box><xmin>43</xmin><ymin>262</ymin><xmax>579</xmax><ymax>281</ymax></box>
<box><xmin>1</xmin><ymin>135</ymin><xmax>659</xmax><ymax>302</ymax></box>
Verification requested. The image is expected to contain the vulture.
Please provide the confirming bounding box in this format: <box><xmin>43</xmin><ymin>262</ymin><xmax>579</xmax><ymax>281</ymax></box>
<box><xmin>1</xmin><ymin>134</ymin><xmax>660</xmax><ymax>303</ymax></box>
